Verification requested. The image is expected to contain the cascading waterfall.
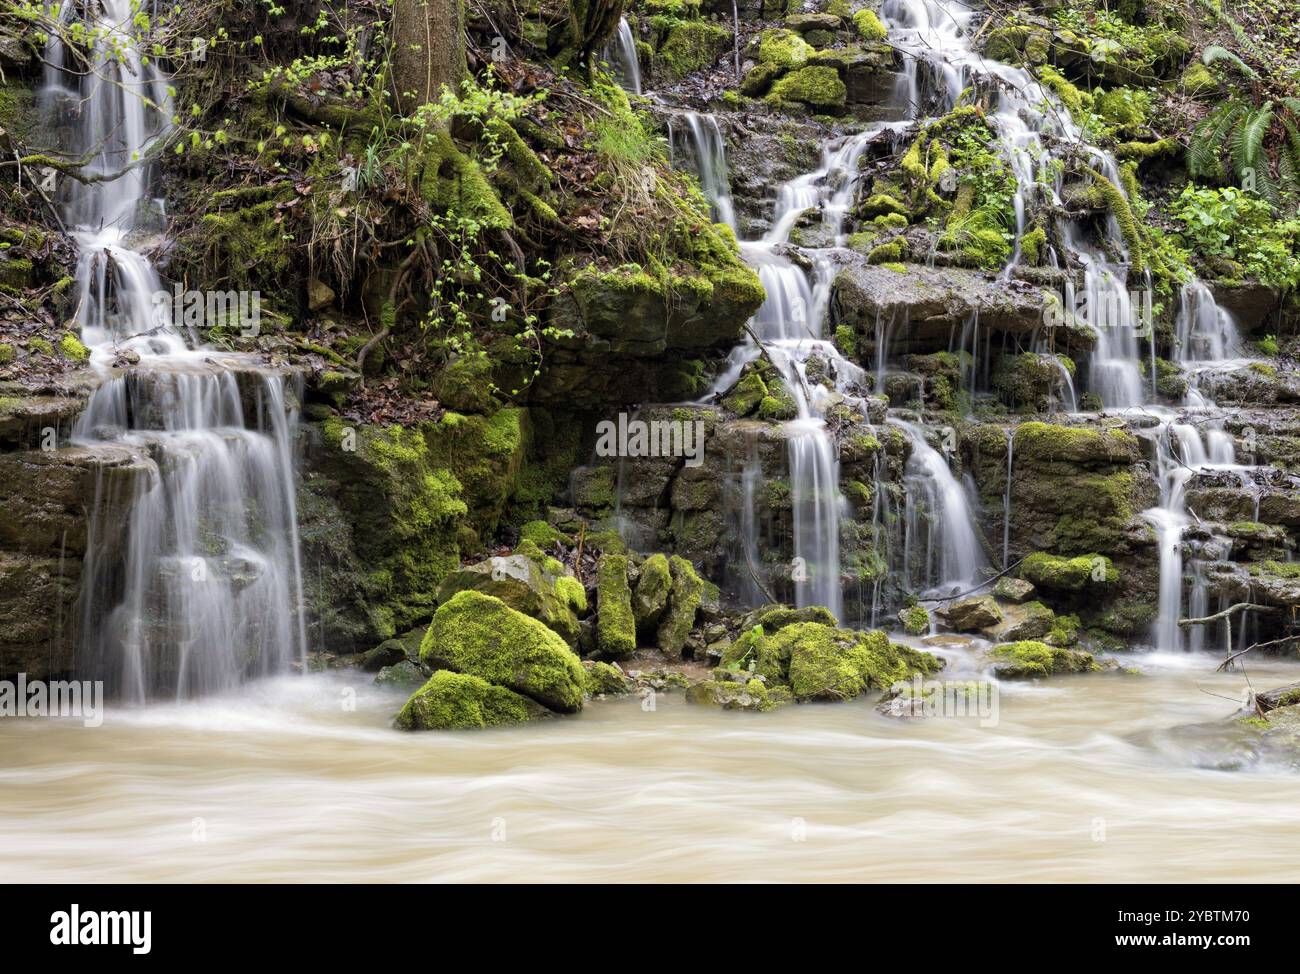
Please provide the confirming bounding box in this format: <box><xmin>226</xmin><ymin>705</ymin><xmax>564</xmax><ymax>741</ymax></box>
<box><xmin>604</xmin><ymin>17</ymin><xmax>642</xmax><ymax>95</ymax></box>
<box><xmin>893</xmin><ymin>420</ymin><xmax>987</xmax><ymax>593</ymax></box>
<box><xmin>45</xmin><ymin>2</ymin><xmax>307</xmax><ymax>698</ymax></box>
<box><xmin>668</xmin><ymin>111</ymin><xmax>736</xmax><ymax>229</ymax></box>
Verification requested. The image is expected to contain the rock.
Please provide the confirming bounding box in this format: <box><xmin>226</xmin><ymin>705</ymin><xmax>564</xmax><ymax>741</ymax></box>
<box><xmin>307</xmin><ymin>277</ymin><xmax>335</xmax><ymax>311</ymax></box>
<box><xmin>632</xmin><ymin>553</ymin><xmax>671</xmax><ymax>630</ymax></box>
<box><xmin>785</xmin><ymin>12</ymin><xmax>843</xmax><ymax>32</ymax></box>
<box><xmin>435</xmin><ymin>552</ymin><xmax>579</xmax><ymax>645</ymax></box>
<box><xmin>992</xmin><ymin>600</ymin><xmax>1056</xmax><ymax>641</ymax></box>
<box><xmin>656</xmin><ymin>555</ymin><xmax>704</xmax><ymax>657</ymax></box>
<box><xmin>936</xmin><ymin>596</ymin><xmax>1002</xmax><ymax>632</ymax></box>
<box><xmin>596</xmin><ymin>554</ymin><xmax>636</xmax><ymax>658</ymax></box>
<box><xmin>739</xmin><ymin>603</ymin><xmax>839</xmax><ymax>631</ymax></box>
<box><xmin>418</xmin><ymin>591</ymin><xmax>586</xmax><ymax>713</ymax></box>
<box><xmin>359</xmin><ymin>629</ymin><xmax>423</xmax><ymax>671</ymax></box>
<box><xmin>687</xmin><ymin>678</ymin><xmax>791</xmax><ymax>711</ymax></box>
<box><xmin>835</xmin><ymin>262</ymin><xmax>1060</xmax><ymax>349</ymax></box>
<box><xmin>394</xmin><ymin>670</ymin><xmax>549</xmax><ymax>730</ymax></box>
<box><xmin>1020</xmin><ymin>552</ymin><xmax>1117</xmax><ymax>592</ymax></box>
<box><xmin>583</xmin><ymin>660</ymin><xmax>632</xmax><ymax>696</ymax></box>
<box><xmin>987</xmin><ymin>640</ymin><xmax>1102</xmax><ymax>678</ymax></box>
<box><xmin>1257</xmin><ymin>682</ymin><xmax>1300</xmax><ymax>714</ymax></box>
<box><xmin>993</xmin><ymin>577</ymin><xmax>1036</xmax><ymax>603</ymax></box>
<box><xmin>375</xmin><ymin>659</ymin><xmax>429</xmax><ymax>689</ymax></box>
<box><xmin>899</xmin><ymin>604</ymin><xmax>930</xmax><ymax>635</ymax></box>
<box><xmin>768</xmin><ymin>66</ymin><xmax>847</xmax><ymax>112</ymax></box>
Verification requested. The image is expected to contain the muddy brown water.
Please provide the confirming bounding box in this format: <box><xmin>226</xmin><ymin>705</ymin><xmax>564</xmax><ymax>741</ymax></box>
<box><xmin>2</xmin><ymin>650</ymin><xmax>1298</xmax><ymax>882</ymax></box>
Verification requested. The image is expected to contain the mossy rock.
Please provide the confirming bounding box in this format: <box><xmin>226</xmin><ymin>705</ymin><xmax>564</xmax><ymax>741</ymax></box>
<box><xmin>722</xmin><ymin>369</ymin><xmax>769</xmax><ymax>416</ymax></box>
<box><xmin>596</xmin><ymin>553</ymin><xmax>636</xmax><ymax>658</ymax></box>
<box><xmin>435</xmin><ymin>551</ymin><xmax>580</xmax><ymax>645</ymax></box>
<box><xmin>852</xmin><ymin>9</ymin><xmax>887</xmax><ymax>42</ymax></box>
<box><xmin>687</xmin><ymin>678</ymin><xmax>792</xmax><ymax>711</ymax></box>
<box><xmin>657</xmin><ymin>555</ymin><xmax>703</xmax><ymax>656</ymax></box>
<box><xmin>584</xmin><ymin>660</ymin><xmax>633</xmax><ymax>696</ymax></box>
<box><xmin>740</xmin><ymin>61</ymin><xmax>785</xmax><ymax>97</ymax></box>
<box><xmin>899</xmin><ymin>604</ymin><xmax>929</xmax><ymax>635</ymax></box>
<box><xmin>1013</xmin><ymin>422</ymin><xmax>1137</xmax><ymax>466</ymax></box>
<box><xmin>418</xmin><ymin>591</ymin><xmax>586</xmax><ymax>712</ymax></box>
<box><xmin>654</xmin><ymin>20</ymin><xmax>731</xmax><ymax>81</ymax></box>
<box><xmin>767</xmin><ymin>65</ymin><xmax>847</xmax><ymax>112</ymax></box>
<box><xmin>1021</xmin><ymin>552</ymin><xmax>1118</xmax><ymax>591</ymax></box>
<box><xmin>632</xmin><ymin>552</ymin><xmax>672</xmax><ymax>630</ymax></box>
<box><xmin>758</xmin><ymin>28</ymin><xmax>814</xmax><ymax>68</ymax></box>
<box><xmin>395</xmin><ymin>670</ymin><xmax>549</xmax><ymax>730</ymax></box>
<box><xmin>988</xmin><ymin>641</ymin><xmax>1101</xmax><ymax>679</ymax></box>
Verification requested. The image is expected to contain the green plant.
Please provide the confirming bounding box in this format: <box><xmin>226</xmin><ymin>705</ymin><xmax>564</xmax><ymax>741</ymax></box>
<box><xmin>1170</xmin><ymin>185</ymin><xmax>1300</xmax><ymax>289</ymax></box>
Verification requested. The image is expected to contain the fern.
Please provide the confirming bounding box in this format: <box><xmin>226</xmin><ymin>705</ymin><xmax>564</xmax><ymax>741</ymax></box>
<box><xmin>1201</xmin><ymin>45</ymin><xmax>1258</xmax><ymax>79</ymax></box>
<box><xmin>1189</xmin><ymin>100</ymin><xmax>1246</xmax><ymax>181</ymax></box>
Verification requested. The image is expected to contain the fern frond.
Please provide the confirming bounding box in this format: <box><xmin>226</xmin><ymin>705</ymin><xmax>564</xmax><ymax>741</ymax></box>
<box><xmin>1202</xmin><ymin>45</ymin><xmax>1258</xmax><ymax>79</ymax></box>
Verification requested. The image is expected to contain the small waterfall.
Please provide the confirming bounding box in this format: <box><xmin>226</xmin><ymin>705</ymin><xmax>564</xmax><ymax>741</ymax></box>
<box><xmin>46</xmin><ymin>1</ymin><xmax>307</xmax><ymax>698</ymax></box>
<box><xmin>605</xmin><ymin>17</ymin><xmax>642</xmax><ymax>95</ymax></box>
<box><xmin>1002</xmin><ymin>428</ymin><xmax>1014</xmax><ymax>568</ymax></box>
<box><xmin>893</xmin><ymin>420</ymin><xmax>987</xmax><ymax>592</ymax></box>
<box><xmin>668</xmin><ymin>111</ymin><xmax>737</xmax><ymax>230</ymax></box>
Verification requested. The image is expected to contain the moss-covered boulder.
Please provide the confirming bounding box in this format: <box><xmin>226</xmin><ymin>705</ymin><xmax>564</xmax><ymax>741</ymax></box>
<box><xmin>583</xmin><ymin>660</ymin><xmax>632</xmax><ymax>696</ymax></box>
<box><xmin>596</xmin><ymin>553</ymin><xmax>636</xmax><ymax>658</ymax></box>
<box><xmin>656</xmin><ymin>555</ymin><xmax>704</xmax><ymax>656</ymax></box>
<box><xmin>1021</xmin><ymin>552</ymin><xmax>1118</xmax><ymax>592</ymax></box>
<box><xmin>988</xmin><ymin>641</ymin><xmax>1102</xmax><ymax>679</ymax></box>
<box><xmin>435</xmin><ymin>551</ymin><xmax>580</xmax><ymax>645</ymax></box>
<box><xmin>936</xmin><ymin>596</ymin><xmax>1002</xmax><ymax>632</ymax></box>
<box><xmin>395</xmin><ymin>670</ymin><xmax>548</xmax><ymax>730</ymax></box>
<box><xmin>632</xmin><ymin>552</ymin><xmax>672</xmax><ymax>630</ymax></box>
<box><xmin>767</xmin><ymin>65</ymin><xmax>847</xmax><ymax>112</ymax></box>
<box><xmin>418</xmin><ymin>591</ymin><xmax>586</xmax><ymax>712</ymax></box>
<box><xmin>899</xmin><ymin>604</ymin><xmax>930</xmax><ymax>635</ymax></box>
<box><xmin>720</xmin><ymin>621</ymin><xmax>941</xmax><ymax>701</ymax></box>
<box><xmin>687</xmin><ymin>678</ymin><xmax>792</xmax><ymax>711</ymax></box>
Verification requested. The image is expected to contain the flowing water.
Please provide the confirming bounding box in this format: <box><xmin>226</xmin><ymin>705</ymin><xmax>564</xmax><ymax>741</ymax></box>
<box><xmin>44</xmin><ymin>0</ymin><xmax>307</xmax><ymax>699</ymax></box>
<box><xmin>3</xmin><ymin>654</ymin><xmax>1298</xmax><ymax>881</ymax></box>
<box><xmin>605</xmin><ymin>17</ymin><xmax>642</xmax><ymax>96</ymax></box>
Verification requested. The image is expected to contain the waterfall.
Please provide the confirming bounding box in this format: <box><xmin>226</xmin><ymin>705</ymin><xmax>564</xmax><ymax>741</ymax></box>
<box><xmin>46</xmin><ymin>2</ymin><xmax>307</xmax><ymax>698</ymax></box>
<box><xmin>1002</xmin><ymin>428</ymin><xmax>1014</xmax><ymax>569</ymax></box>
<box><xmin>668</xmin><ymin>112</ymin><xmax>737</xmax><ymax>230</ymax></box>
<box><xmin>893</xmin><ymin>420</ymin><xmax>987</xmax><ymax>593</ymax></box>
<box><xmin>605</xmin><ymin>17</ymin><xmax>642</xmax><ymax>95</ymax></box>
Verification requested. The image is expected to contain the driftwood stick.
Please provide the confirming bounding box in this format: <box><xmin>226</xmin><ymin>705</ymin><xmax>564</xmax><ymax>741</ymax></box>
<box><xmin>1216</xmin><ymin>635</ymin><xmax>1300</xmax><ymax>672</ymax></box>
<box><xmin>1178</xmin><ymin>603</ymin><xmax>1275</xmax><ymax>627</ymax></box>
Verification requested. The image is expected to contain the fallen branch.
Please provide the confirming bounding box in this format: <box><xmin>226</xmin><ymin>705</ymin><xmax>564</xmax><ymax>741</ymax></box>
<box><xmin>1216</xmin><ymin>634</ymin><xmax>1300</xmax><ymax>672</ymax></box>
<box><xmin>917</xmin><ymin>556</ymin><xmax>1026</xmax><ymax>604</ymax></box>
<box><xmin>1179</xmin><ymin>603</ymin><xmax>1275</xmax><ymax>627</ymax></box>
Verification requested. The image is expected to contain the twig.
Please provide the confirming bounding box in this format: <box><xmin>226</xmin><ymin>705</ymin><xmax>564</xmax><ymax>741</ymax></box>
<box><xmin>1216</xmin><ymin>635</ymin><xmax>1300</xmax><ymax>671</ymax></box>
<box><xmin>917</xmin><ymin>556</ymin><xmax>1026</xmax><ymax>603</ymax></box>
<box><xmin>1178</xmin><ymin>603</ymin><xmax>1275</xmax><ymax>627</ymax></box>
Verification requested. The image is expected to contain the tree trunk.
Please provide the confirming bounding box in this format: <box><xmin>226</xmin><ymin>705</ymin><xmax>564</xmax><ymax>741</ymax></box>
<box><xmin>391</xmin><ymin>0</ymin><xmax>466</xmax><ymax>115</ymax></box>
<box><xmin>568</xmin><ymin>0</ymin><xmax>624</xmax><ymax>72</ymax></box>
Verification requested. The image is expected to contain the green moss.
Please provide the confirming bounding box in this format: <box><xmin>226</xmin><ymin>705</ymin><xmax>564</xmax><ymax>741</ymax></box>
<box><xmin>58</xmin><ymin>333</ymin><xmax>89</xmax><ymax>362</ymax></box>
<box><xmin>1114</xmin><ymin>138</ymin><xmax>1179</xmax><ymax>161</ymax></box>
<box><xmin>867</xmin><ymin>237</ymin><xmax>909</xmax><ymax>264</ymax></box>
<box><xmin>852</xmin><ymin>9</ymin><xmax>887</xmax><ymax>41</ymax></box>
<box><xmin>419</xmin><ymin>129</ymin><xmax>512</xmax><ymax>230</ymax></box>
<box><xmin>900</xmin><ymin>604</ymin><xmax>930</xmax><ymax>635</ymax></box>
<box><xmin>767</xmin><ymin>65</ymin><xmax>847</xmax><ymax>111</ymax></box>
<box><xmin>1084</xmin><ymin>167</ymin><xmax>1145</xmax><ymax>275</ymax></box>
<box><xmin>859</xmin><ymin>194</ymin><xmax>910</xmax><ymax>219</ymax></box>
<box><xmin>1020</xmin><ymin>225</ymin><xmax>1046</xmax><ymax>265</ymax></box>
<box><xmin>759</xmin><ymin>28</ymin><xmax>814</xmax><ymax>68</ymax></box>
<box><xmin>0</xmin><ymin>343</ymin><xmax>14</xmax><ymax>366</ymax></box>
<box><xmin>686</xmin><ymin>678</ymin><xmax>792</xmax><ymax>711</ymax></box>
<box><xmin>655</xmin><ymin>20</ymin><xmax>731</xmax><ymax>80</ymax></box>
<box><xmin>1180</xmin><ymin>61</ymin><xmax>1218</xmax><ymax>97</ymax></box>
<box><xmin>1037</xmin><ymin>64</ymin><xmax>1092</xmax><ymax>116</ymax></box>
<box><xmin>584</xmin><ymin>661</ymin><xmax>631</xmax><ymax>696</ymax></box>
<box><xmin>1248</xmin><ymin>561</ymin><xmax>1300</xmax><ymax>579</ymax></box>
<box><xmin>26</xmin><ymin>337</ymin><xmax>52</xmax><ymax>356</ymax></box>
<box><xmin>555</xmin><ymin>575</ymin><xmax>588</xmax><ymax>615</ymax></box>
<box><xmin>1021</xmin><ymin>552</ymin><xmax>1118</xmax><ymax>591</ymax></box>
<box><xmin>1013</xmin><ymin>421</ymin><xmax>1135</xmax><ymax>463</ymax></box>
<box><xmin>756</xmin><ymin>379</ymin><xmax>798</xmax><ymax>420</ymax></box>
<box><xmin>596</xmin><ymin>554</ymin><xmax>636</xmax><ymax>658</ymax></box>
<box><xmin>722</xmin><ymin>369</ymin><xmax>769</xmax><ymax>416</ymax></box>
<box><xmin>633</xmin><ymin>552</ymin><xmax>672</xmax><ymax>629</ymax></box>
<box><xmin>519</xmin><ymin>519</ymin><xmax>569</xmax><ymax>549</ymax></box>
<box><xmin>1046</xmin><ymin>613</ymin><xmax>1081</xmax><ymax>647</ymax></box>
<box><xmin>990</xmin><ymin>641</ymin><xmax>1101</xmax><ymax>678</ymax></box>
<box><xmin>394</xmin><ymin>671</ymin><xmax>542</xmax><ymax>730</ymax></box>
<box><xmin>833</xmin><ymin>324</ymin><xmax>856</xmax><ymax>357</ymax></box>
<box><xmin>419</xmin><ymin>591</ymin><xmax>586</xmax><ymax>712</ymax></box>
<box><xmin>657</xmin><ymin>555</ymin><xmax>703</xmax><ymax>656</ymax></box>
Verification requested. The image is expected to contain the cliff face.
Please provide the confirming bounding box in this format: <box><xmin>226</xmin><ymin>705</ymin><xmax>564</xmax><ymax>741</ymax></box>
<box><xmin>0</xmin><ymin>0</ymin><xmax>1297</xmax><ymax>687</ymax></box>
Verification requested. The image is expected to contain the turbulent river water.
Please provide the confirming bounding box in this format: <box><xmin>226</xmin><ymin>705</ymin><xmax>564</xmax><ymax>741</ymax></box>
<box><xmin>4</xmin><ymin>652</ymin><xmax>1299</xmax><ymax>882</ymax></box>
